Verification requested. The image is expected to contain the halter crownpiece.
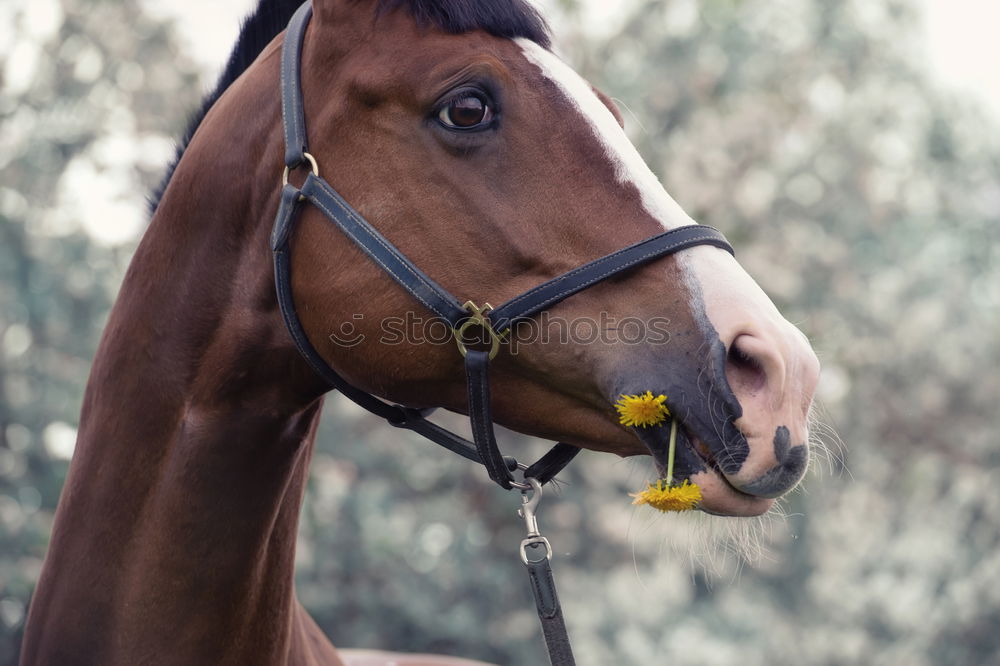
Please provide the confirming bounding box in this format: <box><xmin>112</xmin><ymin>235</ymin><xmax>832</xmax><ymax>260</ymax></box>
<box><xmin>270</xmin><ymin>3</ymin><xmax>734</xmax><ymax>663</ymax></box>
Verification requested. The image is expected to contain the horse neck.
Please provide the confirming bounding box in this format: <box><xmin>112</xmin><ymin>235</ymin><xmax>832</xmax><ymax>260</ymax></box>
<box><xmin>22</xmin><ymin>46</ymin><xmax>332</xmax><ymax>663</ymax></box>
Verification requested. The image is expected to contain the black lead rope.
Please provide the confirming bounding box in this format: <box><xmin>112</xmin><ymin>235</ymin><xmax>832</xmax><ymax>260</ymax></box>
<box><xmin>519</xmin><ymin>478</ymin><xmax>575</xmax><ymax>665</ymax></box>
<box><xmin>272</xmin><ymin>3</ymin><xmax>734</xmax><ymax>664</ymax></box>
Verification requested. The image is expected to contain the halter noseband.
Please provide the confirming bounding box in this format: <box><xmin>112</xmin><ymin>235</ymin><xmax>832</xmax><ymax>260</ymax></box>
<box><xmin>270</xmin><ymin>4</ymin><xmax>733</xmax><ymax>663</ymax></box>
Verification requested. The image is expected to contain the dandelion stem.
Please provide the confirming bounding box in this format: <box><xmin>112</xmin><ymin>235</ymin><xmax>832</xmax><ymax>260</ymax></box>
<box><xmin>666</xmin><ymin>418</ymin><xmax>677</xmax><ymax>484</ymax></box>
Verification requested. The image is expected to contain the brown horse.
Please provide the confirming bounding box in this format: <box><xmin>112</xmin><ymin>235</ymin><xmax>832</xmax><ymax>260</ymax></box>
<box><xmin>20</xmin><ymin>0</ymin><xmax>820</xmax><ymax>664</ymax></box>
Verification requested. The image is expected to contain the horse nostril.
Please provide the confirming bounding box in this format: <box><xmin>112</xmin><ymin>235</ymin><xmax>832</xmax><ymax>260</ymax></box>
<box><xmin>726</xmin><ymin>335</ymin><xmax>767</xmax><ymax>395</ymax></box>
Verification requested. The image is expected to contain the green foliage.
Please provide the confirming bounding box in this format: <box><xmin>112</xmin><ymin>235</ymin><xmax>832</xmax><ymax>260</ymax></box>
<box><xmin>2</xmin><ymin>0</ymin><xmax>999</xmax><ymax>665</ymax></box>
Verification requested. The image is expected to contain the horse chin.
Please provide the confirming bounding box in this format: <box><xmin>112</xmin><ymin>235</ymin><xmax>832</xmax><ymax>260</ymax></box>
<box><xmin>688</xmin><ymin>470</ymin><xmax>774</xmax><ymax>517</ymax></box>
<box><xmin>635</xmin><ymin>424</ymin><xmax>775</xmax><ymax>518</ymax></box>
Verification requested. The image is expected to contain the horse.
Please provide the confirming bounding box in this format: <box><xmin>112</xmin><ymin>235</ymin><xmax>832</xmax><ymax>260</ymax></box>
<box><xmin>20</xmin><ymin>0</ymin><xmax>820</xmax><ymax>664</ymax></box>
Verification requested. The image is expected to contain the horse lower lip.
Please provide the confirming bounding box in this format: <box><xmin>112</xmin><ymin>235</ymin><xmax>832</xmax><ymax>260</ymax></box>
<box><xmin>637</xmin><ymin>423</ymin><xmax>773</xmax><ymax>515</ymax></box>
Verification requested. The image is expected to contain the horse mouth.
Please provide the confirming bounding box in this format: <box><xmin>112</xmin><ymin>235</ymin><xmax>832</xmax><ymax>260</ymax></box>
<box><xmin>636</xmin><ymin>421</ymin><xmax>774</xmax><ymax>517</ymax></box>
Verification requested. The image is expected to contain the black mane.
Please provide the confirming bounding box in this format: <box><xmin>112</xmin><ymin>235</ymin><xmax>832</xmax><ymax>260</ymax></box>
<box><xmin>148</xmin><ymin>0</ymin><xmax>305</xmax><ymax>213</ymax></box>
<box><xmin>376</xmin><ymin>0</ymin><xmax>550</xmax><ymax>47</ymax></box>
<box><xmin>149</xmin><ymin>0</ymin><xmax>551</xmax><ymax>213</ymax></box>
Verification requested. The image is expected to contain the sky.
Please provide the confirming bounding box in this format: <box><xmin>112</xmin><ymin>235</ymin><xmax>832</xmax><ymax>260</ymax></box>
<box><xmin>920</xmin><ymin>0</ymin><xmax>1000</xmax><ymax>116</ymax></box>
<box><xmin>145</xmin><ymin>0</ymin><xmax>1000</xmax><ymax>118</ymax></box>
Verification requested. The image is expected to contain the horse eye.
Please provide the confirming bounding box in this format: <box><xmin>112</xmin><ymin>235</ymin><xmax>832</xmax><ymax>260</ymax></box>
<box><xmin>438</xmin><ymin>94</ymin><xmax>494</xmax><ymax>129</ymax></box>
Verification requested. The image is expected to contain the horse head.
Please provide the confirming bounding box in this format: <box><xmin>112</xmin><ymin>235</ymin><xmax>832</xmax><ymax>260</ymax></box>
<box><xmin>279</xmin><ymin>0</ymin><xmax>820</xmax><ymax>516</ymax></box>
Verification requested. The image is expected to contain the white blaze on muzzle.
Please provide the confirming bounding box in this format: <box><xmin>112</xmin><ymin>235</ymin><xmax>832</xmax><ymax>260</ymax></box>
<box><xmin>516</xmin><ymin>38</ymin><xmax>819</xmax><ymax>494</ymax></box>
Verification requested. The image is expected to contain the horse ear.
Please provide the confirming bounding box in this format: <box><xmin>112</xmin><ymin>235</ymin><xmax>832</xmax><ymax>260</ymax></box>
<box><xmin>592</xmin><ymin>87</ymin><xmax>626</xmax><ymax>129</ymax></box>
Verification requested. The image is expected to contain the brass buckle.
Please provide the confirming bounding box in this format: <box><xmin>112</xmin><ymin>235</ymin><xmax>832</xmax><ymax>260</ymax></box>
<box><xmin>454</xmin><ymin>301</ymin><xmax>504</xmax><ymax>361</ymax></box>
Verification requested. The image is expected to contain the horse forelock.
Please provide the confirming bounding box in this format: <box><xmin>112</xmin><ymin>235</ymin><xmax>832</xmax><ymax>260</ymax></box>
<box><xmin>373</xmin><ymin>0</ymin><xmax>551</xmax><ymax>47</ymax></box>
<box><xmin>149</xmin><ymin>0</ymin><xmax>551</xmax><ymax>216</ymax></box>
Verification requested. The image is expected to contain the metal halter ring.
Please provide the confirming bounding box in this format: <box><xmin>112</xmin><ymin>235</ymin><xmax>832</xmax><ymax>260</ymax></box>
<box><xmin>509</xmin><ymin>462</ymin><xmax>532</xmax><ymax>491</ymax></box>
<box><xmin>454</xmin><ymin>300</ymin><xmax>504</xmax><ymax>361</ymax></box>
<box><xmin>282</xmin><ymin>151</ymin><xmax>320</xmax><ymax>187</ymax></box>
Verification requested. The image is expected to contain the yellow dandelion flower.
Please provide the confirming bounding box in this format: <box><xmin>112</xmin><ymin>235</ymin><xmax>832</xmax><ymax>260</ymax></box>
<box><xmin>614</xmin><ymin>391</ymin><xmax>670</xmax><ymax>427</ymax></box>
<box><xmin>631</xmin><ymin>479</ymin><xmax>702</xmax><ymax>512</ymax></box>
<box><xmin>626</xmin><ymin>414</ymin><xmax>700</xmax><ymax>512</ymax></box>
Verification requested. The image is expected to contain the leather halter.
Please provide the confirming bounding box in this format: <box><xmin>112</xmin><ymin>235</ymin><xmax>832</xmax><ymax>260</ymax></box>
<box><xmin>272</xmin><ymin>0</ymin><xmax>734</xmax><ymax>491</ymax></box>
<box><xmin>270</xmin><ymin>4</ymin><xmax>733</xmax><ymax>663</ymax></box>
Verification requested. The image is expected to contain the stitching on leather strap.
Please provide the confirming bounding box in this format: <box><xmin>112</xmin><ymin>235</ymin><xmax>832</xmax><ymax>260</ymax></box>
<box><xmin>307</xmin><ymin>179</ymin><xmax>464</xmax><ymax>324</ymax></box>
<box><xmin>494</xmin><ymin>229</ymin><xmax>729</xmax><ymax>325</ymax></box>
<box><xmin>511</xmin><ymin>233</ymin><xmax>722</xmax><ymax>316</ymax></box>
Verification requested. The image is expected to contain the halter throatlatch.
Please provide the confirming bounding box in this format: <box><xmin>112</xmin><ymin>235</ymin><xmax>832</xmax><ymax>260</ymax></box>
<box><xmin>271</xmin><ymin>2</ymin><xmax>733</xmax><ymax>662</ymax></box>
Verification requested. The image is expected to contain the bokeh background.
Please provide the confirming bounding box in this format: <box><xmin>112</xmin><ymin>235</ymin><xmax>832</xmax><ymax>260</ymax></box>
<box><xmin>2</xmin><ymin>0</ymin><xmax>998</xmax><ymax>664</ymax></box>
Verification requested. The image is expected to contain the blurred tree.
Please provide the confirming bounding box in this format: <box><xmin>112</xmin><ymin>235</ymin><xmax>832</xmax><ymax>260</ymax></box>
<box><xmin>0</xmin><ymin>0</ymin><xmax>202</xmax><ymax>662</ymax></box>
